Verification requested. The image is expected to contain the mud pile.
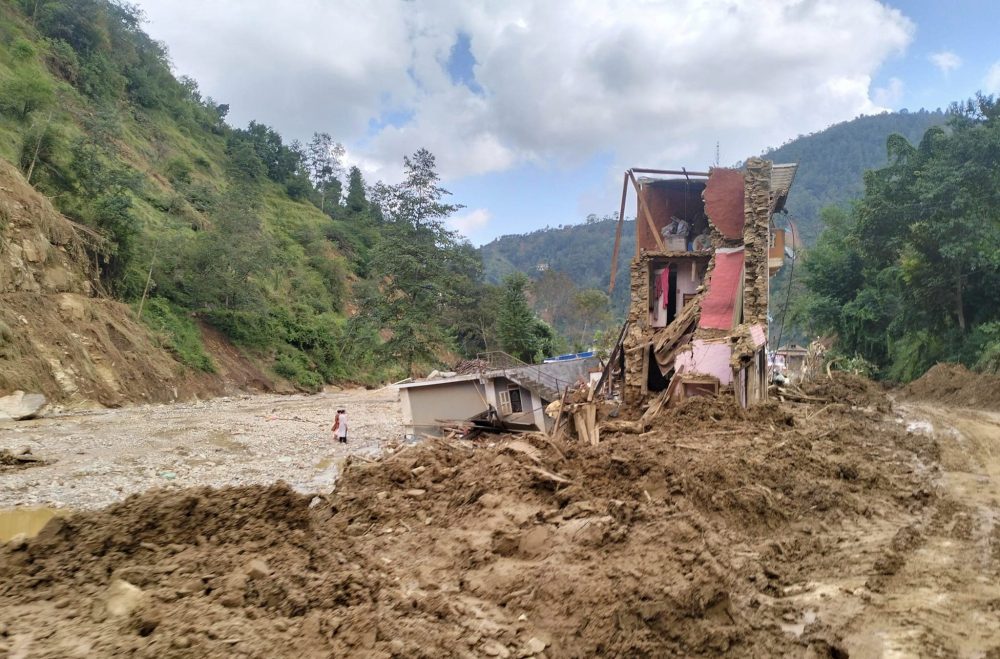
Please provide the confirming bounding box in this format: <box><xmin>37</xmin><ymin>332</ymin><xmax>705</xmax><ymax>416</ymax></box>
<box><xmin>800</xmin><ymin>371</ymin><xmax>891</xmax><ymax>412</ymax></box>
<box><xmin>903</xmin><ymin>363</ymin><xmax>1000</xmax><ymax>411</ymax></box>
<box><xmin>0</xmin><ymin>391</ymin><xmax>938</xmax><ymax>657</ymax></box>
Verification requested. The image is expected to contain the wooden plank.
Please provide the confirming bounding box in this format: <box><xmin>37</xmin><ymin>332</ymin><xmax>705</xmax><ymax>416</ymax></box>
<box><xmin>594</xmin><ymin>322</ymin><xmax>626</xmax><ymax>397</ymax></box>
<box><xmin>628</xmin><ymin>170</ymin><xmax>667</xmax><ymax>253</ymax></box>
<box><xmin>573</xmin><ymin>409</ymin><xmax>590</xmax><ymax>444</ymax></box>
<box><xmin>586</xmin><ymin>403</ymin><xmax>601</xmax><ymax>446</ymax></box>
<box><xmin>608</xmin><ymin>172</ymin><xmax>629</xmax><ymax>293</ymax></box>
<box><xmin>640</xmin><ymin>344</ymin><xmax>650</xmax><ymax>396</ymax></box>
<box><xmin>549</xmin><ymin>386</ymin><xmax>570</xmax><ymax>438</ymax></box>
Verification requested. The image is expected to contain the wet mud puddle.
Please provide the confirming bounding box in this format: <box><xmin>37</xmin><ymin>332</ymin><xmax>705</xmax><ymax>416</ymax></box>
<box><xmin>0</xmin><ymin>507</ymin><xmax>70</xmax><ymax>542</ymax></box>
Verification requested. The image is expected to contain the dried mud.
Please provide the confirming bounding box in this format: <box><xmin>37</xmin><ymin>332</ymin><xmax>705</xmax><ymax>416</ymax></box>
<box><xmin>903</xmin><ymin>362</ymin><xmax>1000</xmax><ymax>411</ymax></box>
<box><xmin>0</xmin><ymin>386</ymin><xmax>947</xmax><ymax>658</ymax></box>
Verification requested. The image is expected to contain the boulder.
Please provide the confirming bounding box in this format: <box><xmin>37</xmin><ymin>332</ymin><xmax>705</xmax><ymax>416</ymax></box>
<box><xmin>104</xmin><ymin>579</ymin><xmax>145</xmax><ymax>617</ymax></box>
<box><xmin>0</xmin><ymin>391</ymin><xmax>47</xmax><ymax>421</ymax></box>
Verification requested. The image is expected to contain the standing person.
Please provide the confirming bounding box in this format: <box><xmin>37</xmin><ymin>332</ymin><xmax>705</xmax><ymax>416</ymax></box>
<box><xmin>331</xmin><ymin>409</ymin><xmax>348</xmax><ymax>444</ymax></box>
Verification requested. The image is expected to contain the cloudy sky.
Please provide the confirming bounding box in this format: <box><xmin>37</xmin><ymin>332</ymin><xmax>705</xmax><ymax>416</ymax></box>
<box><xmin>135</xmin><ymin>0</ymin><xmax>1000</xmax><ymax>244</ymax></box>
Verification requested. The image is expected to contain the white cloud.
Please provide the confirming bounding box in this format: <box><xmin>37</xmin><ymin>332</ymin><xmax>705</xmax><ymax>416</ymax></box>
<box><xmin>873</xmin><ymin>77</ymin><xmax>904</xmax><ymax>107</ymax></box>
<box><xmin>929</xmin><ymin>50</ymin><xmax>962</xmax><ymax>74</ymax></box>
<box><xmin>449</xmin><ymin>208</ymin><xmax>492</xmax><ymax>238</ymax></box>
<box><xmin>136</xmin><ymin>0</ymin><xmax>915</xmax><ymax>182</ymax></box>
<box><xmin>986</xmin><ymin>62</ymin><xmax>1000</xmax><ymax>95</ymax></box>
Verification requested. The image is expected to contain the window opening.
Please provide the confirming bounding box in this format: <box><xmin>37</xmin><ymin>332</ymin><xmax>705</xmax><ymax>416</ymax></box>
<box><xmin>508</xmin><ymin>386</ymin><xmax>523</xmax><ymax>414</ymax></box>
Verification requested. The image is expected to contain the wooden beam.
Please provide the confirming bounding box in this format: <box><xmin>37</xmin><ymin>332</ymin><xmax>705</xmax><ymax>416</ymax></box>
<box><xmin>549</xmin><ymin>386</ymin><xmax>570</xmax><ymax>439</ymax></box>
<box><xmin>628</xmin><ymin>170</ymin><xmax>667</xmax><ymax>253</ymax></box>
<box><xmin>608</xmin><ymin>172</ymin><xmax>629</xmax><ymax>294</ymax></box>
<box><xmin>631</xmin><ymin>168</ymin><xmax>711</xmax><ymax>177</ymax></box>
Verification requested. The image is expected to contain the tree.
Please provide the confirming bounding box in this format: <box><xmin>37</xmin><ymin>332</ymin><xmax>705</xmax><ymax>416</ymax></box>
<box><xmin>532</xmin><ymin>269</ymin><xmax>577</xmax><ymax>326</ymax></box>
<box><xmin>305</xmin><ymin>132</ymin><xmax>344</xmax><ymax>213</ymax></box>
<box><xmin>498</xmin><ymin>272</ymin><xmax>541</xmax><ymax>362</ymax></box>
<box><xmin>0</xmin><ymin>70</ymin><xmax>55</xmax><ymax>120</ymax></box>
<box><xmin>570</xmin><ymin>288</ymin><xmax>612</xmax><ymax>348</ymax></box>
<box><xmin>345</xmin><ymin>166</ymin><xmax>368</xmax><ymax>215</ymax></box>
<box><xmin>795</xmin><ymin>94</ymin><xmax>1000</xmax><ymax>380</ymax></box>
<box><xmin>364</xmin><ymin>149</ymin><xmax>472</xmax><ymax>375</ymax></box>
<box><xmin>230</xmin><ymin>121</ymin><xmax>300</xmax><ymax>182</ymax></box>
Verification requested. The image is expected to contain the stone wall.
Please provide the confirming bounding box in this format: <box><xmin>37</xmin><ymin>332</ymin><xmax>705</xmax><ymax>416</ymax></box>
<box><xmin>741</xmin><ymin>157</ymin><xmax>772</xmax><ymax>327</ymax></box>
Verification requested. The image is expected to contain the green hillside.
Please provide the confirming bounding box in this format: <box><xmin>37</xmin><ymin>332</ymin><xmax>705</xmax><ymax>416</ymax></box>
<box><xmin>0</xmin><ymin>0</ymin><xmax>513</xmax><ymax>386</ymax></box>
<box><xmin>764</xmin><ymin>109</ymin><xmax>946</xmax><ymax>245</ymax></box>
<box><xmin>481</xmin><ymin>215</ymin><xmax>635</xmax><ymax>313</ymax></box>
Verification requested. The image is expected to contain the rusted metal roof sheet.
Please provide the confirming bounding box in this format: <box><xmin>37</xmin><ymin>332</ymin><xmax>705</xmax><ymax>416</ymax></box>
<box><xmin>770</xmin><ymin>163</ymin><xmax>798</xmax><ymax>212</ymax></box>
<box><xmin>698</xmin><ymin>247</ymin><xmax>745</xmax><ymax>330</ymax></box>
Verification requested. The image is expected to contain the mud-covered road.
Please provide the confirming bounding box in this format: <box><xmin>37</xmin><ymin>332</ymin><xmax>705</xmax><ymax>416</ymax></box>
<box><xmin>843</xmin><ymin>403</ymin><xmax>1000</xmax><ymax>656</ymax></box>
<box><xmin>0</xmin><ymin>388</ymin><xmax>403</xmax><ymax>511</ymax></box>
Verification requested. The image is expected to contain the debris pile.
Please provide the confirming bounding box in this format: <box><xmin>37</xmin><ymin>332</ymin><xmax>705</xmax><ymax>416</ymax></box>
<box><xmin>0</xmin><ymin>447</ymin><xmax>43</xmax><ymax>471</ymax></box>
<box><xmin>903</xmin><ymin>363</ymin><xmax>1000</xmax><ymax>411</ymax></box>
<box><xmin>0</xmin><ymin>388</ymin><xmax>938</xmax><ymax>657</ymax></box>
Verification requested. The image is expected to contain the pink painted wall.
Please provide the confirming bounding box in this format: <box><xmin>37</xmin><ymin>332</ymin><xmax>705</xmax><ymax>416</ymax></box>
<box><xmin>749</xmin><ymin>323</ymin><xmax>767</xmax><ymax>348</ymax></box>
<box><xmin>674</xmin><ymin>340</ymin><xmax>733</xmax><ymax>386</ymax></box>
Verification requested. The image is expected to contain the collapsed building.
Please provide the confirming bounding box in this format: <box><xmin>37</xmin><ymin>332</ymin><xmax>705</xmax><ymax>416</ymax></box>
<box><xmin>601</xmin><ymin>157</ymin><xmax>796</xmax><ymax>408</ymax></box>
<box><xmin>399</xmin><ymin>352</ymin><xmax>600</xmax><ymax>438</ymax></box>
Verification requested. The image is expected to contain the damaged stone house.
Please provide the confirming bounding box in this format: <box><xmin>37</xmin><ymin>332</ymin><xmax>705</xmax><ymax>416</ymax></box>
<box><xmin>603</xmin><ymin>157</ymin><xmax>795</xmax><ymax>409</ymax></box>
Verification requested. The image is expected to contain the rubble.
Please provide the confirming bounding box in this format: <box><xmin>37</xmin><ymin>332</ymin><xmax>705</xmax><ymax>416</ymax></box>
<box><xmin>0</xmin><ymin>389</ymin><xmax>944</xmax><ymax>656</ymax></box>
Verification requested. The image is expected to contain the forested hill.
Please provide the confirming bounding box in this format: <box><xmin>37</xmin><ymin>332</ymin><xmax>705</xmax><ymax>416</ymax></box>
<box><xmin>765</xmin><ymin>109</ymin><xmax>946</xmax><ymax>244</ymax></box>
<box><xmin>0</xmin><ymin>0</ymin><xmax>531</xmax><ymax>389</ymax></box>
<box><xmin>481</xmin><ymin>216</ymin><xmax>635</xmax><ymax>313</ymax></box>
<box><xmin>481</xmin><ymin>109</ymin><xmax>947</xmax><ymax>312</ymax></box>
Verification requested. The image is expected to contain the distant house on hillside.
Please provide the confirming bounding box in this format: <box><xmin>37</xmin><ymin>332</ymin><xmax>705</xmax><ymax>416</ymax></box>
<box><xmin>399</xmin><ymin>353</ymin><xmax>599</xmax><ymax>439</ymax></box>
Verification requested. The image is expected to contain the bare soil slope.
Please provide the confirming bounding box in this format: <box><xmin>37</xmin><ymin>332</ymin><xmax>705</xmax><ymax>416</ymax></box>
<box><xmin>0</xmin><ymin>160</ymin><xmax>270</xmax><ymax>406</ymax></box>
<box><xmin>0</xmin><ymin>385</ymin><xmax>950</xmax><ymax>657</ymax></box>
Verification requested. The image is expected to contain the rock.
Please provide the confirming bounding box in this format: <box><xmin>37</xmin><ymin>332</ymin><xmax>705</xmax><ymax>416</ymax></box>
<box><xmin>158</xmin><ymin>471</ymin><xmax>177</xmax><ymax>480</ymax></box>
<box><xmin>0</xmin><ymin>391</ymin><xmax>48</xmax><ymax>421</ymax></box>
<box><xmin>245</xmin><ymin>559</ymin><xmax>270</xmax><ymax>580</ymax></box>
<box><xmin>479</xmin><ymin>493</ymin><xmax>503</xmax><ymax>509</ymax></box>
<box><xmin>171</xmin><ymin>635</ymin><xmax>191</xmax><ymax>649</ymax></box>
<box><xmin>6</xmin><ymin>533</ymin><xmax>27</xmax><ymax>550</ymax></box>
<box><xmin>56</xmin><ymin>294</ymin><xmax>88</xmax><ymax>321</ymax></box>
<box><xmin>482</xmin><ymin>640</ymin><xmax>511</xmax><ymax>658</ymax></box>
<box><xmin>524</xmin><ymin>637</ymin><xmax>547</xmax><ymax>655</ymax></box>
<box><xmin>104</xmin><ymin>579</ymin><xmax>145</xmax><ymax>617</ymax></box>
<box><xmin>404</xmin><ymin>489</ymin><xmax>427</xmax><ymax>498</ymax></box>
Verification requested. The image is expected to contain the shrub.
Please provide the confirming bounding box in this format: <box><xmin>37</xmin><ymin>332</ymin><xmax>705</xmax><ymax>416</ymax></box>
<box><xmin>273</xmin><ymin>346</ymin><xmax>323</xmax><ymax>391</ymax></box>
<box><xmin>11</xmin><ymin>38</ymin><xmax>36</xmax><ymax>61</ymax></box>
<box><xmin>139</xmin><ymin>298</ymin><xmax>215</xmax><ymax>372</ymax></box>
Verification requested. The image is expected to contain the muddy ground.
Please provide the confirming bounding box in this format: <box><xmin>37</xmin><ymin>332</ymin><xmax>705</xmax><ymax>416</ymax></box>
<box><xmin>1</xmin><ymin>376</ymin><xmax>999</xmax><ymax>657</ymax></box>
<box><xmin>0</xmin><ymin>387</ymin><xmax>401</xmax><ymax>511</ymax></box>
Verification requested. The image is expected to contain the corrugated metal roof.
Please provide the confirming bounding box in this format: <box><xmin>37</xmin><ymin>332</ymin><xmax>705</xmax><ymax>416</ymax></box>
<box><xmin>770</xmin><ymin>163</ymin><xmax>798</xmax><ymax>212</ymax></box>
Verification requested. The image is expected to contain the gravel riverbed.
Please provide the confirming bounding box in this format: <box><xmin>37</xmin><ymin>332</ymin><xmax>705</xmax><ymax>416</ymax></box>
<box><xmin>0</xmin><ymin>387</ymin><xmax>403</xmax><ymax>510</ymax></box>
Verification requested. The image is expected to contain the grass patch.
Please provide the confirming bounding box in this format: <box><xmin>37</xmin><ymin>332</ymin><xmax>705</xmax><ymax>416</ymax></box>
<box><xmin>138</xmin><ymin>297</ymin><xmax>215</xmax><ymax>372</ymax></box>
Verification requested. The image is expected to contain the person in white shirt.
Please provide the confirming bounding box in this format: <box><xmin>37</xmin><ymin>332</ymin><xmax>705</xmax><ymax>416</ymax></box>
<box><xmin>331</xmin><ymin>409</ymin><xmax>348</xmax><ymax>444</ymax></box>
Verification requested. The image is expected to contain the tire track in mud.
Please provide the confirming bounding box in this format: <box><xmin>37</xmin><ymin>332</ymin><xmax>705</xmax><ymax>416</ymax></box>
<box><xmin>841</xmin><ymin>404</ymin><xmax>1000</xmax><ymax>657</ymax></box>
